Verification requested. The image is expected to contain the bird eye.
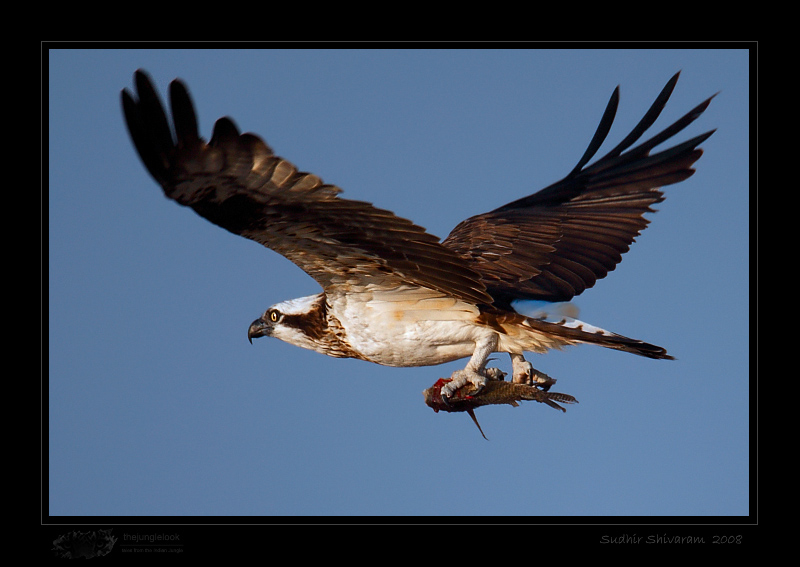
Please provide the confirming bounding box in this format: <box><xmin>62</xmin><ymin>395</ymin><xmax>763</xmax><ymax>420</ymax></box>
<box><xmin>269</xmin><ymin>309</ymin><xmax>280</xmax><ymax>323</ymax></box>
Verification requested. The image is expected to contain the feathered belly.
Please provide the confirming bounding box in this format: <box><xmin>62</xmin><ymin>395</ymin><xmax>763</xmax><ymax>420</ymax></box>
<box><xmin>330</xmin><ymin>292</ymin><xmax>489</xmax><ymax>367</ymax></box>
<box><xmin>348</xmin><ymin>320</ymin><xmax>487</xmax><ymax>366</ymax></box>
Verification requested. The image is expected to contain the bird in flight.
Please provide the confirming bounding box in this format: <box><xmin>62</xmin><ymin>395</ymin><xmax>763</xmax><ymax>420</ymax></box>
<box><xmin>122</xmin><ymin>69</ymin><xmax>714</xmax><ymax>401</ymax></box>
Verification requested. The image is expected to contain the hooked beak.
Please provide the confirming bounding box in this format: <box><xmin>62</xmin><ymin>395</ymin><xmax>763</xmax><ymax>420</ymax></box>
<box><xmin>247</xmin><ymin>317</ymin><xmax>271</xmax><ymax>344</ymax></box>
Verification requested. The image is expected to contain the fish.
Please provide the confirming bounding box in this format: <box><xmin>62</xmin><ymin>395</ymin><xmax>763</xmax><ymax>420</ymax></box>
<box><xmin>423</xmin><ymin>377</ymin><xmax>578</xmax><ymax>440</ymax></box>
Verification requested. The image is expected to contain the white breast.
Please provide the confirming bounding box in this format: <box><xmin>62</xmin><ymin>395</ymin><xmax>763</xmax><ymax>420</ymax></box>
<box><xmin>328</xmin><ymin>286</ymin><xmax>490</xmax><ymax>367</ymax></box>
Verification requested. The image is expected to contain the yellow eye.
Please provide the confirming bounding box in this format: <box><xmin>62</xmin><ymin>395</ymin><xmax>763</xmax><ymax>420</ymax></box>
<box><xmin>269</xmin><ymin>310</ymin><xmax>280</xmax><ymax>322</ymax></box>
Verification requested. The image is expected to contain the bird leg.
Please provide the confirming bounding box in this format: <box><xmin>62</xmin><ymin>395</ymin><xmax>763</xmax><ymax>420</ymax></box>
<box><xmin>440</xmin><ymin>334</ymin><xmax>501</xmax><ymax>401</ymax></box>
<box><xmin>510</xmin><ymin>353</ymin><xmax>556</xmax><ymax>390</ymax></box>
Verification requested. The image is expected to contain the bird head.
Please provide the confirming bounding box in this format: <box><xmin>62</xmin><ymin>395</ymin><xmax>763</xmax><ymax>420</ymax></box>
<box><xmin>247</xmin><ymin>294</ymin><xmax>328</xmax><ymax>352</ymax></box>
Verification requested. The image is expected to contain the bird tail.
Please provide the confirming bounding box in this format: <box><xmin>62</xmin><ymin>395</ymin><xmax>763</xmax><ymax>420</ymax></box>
<box><xmin>526</xmin><ymin>315</ymin><xmax>674</xmax><ymax>359</ymax></box>
<box><xmin>486</xmin><ymin>308</ymin><xmax>674</xmax><ymax>360</ymax></box>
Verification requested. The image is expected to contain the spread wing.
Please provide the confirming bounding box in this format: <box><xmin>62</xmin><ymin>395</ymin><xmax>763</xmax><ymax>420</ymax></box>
<box><xmin>121</xmin><ymin>70</ymin><xmax>492</xmax><ymax>306</ymax></box>
<box><xmin>442</xmin><ymin>72</ymin><xmax>715</xmax><ymax>306</ymax></box>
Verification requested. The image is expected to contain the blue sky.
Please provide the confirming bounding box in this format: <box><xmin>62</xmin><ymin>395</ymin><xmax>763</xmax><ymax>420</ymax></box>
<box><xmin>48</xmin><ymin>48</ymin><xmax>750</xmax><ymax>518</ymax></box>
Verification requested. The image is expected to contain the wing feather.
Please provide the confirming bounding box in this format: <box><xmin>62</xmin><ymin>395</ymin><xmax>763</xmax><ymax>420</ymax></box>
<box><xmin>121</xmin><ymin>70</ymin><xmax>492</xmax><ymax>306</ymax></box>
<box><xmin>442</xmin><ymin>71</ymin><xmax>715</xmax><ymax>305</ymax></box>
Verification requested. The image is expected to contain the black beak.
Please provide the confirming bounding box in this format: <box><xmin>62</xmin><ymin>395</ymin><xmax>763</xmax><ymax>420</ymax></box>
<box><xmin>247</xmin><ymin>318</ymin><xmax>271</xmax><ymax>344</ymax></box>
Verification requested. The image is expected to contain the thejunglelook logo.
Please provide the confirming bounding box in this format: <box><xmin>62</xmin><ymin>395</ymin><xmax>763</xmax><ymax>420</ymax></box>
<box><xmin>52</xmin><ymin>529</ymin><xmax>117</xmax><ymax>558</ymax></box>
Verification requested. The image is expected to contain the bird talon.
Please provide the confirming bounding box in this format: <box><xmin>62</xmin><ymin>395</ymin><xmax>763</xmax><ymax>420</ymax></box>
<box><xmin>484</xmin><ymin>367</ymin><xmax>507</xmax><ymax>381</ymax></box>
<box><xmin>441</xmin><ymin>369</ymin><xmax>490</xmax><ymax>403</ymax></box>
<box><xmin>532</xmin><ymin>370</ymin><xmax>557</xmax><ymax>391</ymax></box>
<box><xmin>469</xmin><ymin>382</ymin><xmax>485</xmax><ymax>397</ymax></box>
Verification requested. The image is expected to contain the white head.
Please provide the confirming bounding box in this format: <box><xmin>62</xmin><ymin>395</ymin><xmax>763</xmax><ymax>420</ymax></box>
<box><xmin>247</xmin><ymin>293</ymin><xmax>329</xmax><ymax>353</ymax></box>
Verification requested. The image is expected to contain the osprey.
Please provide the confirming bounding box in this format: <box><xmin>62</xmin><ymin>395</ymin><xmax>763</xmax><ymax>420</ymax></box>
<box><xmin>122</xmin><ymin>70</ymin><xmax>713</xmax><ymax>400</ymax></box>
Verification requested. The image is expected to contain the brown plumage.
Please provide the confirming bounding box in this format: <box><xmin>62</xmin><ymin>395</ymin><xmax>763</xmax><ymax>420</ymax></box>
<box><xmin>442</xmin><ymin>73</ymin><xmax>715</xmax><ymax>306</ymax></box>
<box><xmin>122</xmin><ymin>70</ymin><xmax>713</xmax><ymax>312</ymax></box>
<box><xmin>121</xmin><ymin>70</ymin><xmax>493</xmax><ymax>308</ymax></box>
